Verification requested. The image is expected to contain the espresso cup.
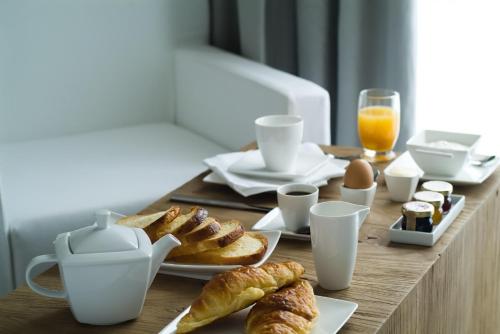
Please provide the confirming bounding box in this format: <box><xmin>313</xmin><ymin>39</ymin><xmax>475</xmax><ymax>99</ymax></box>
<box><xmin>277</xmin><ymin>183</ymin><xmax>319</xmax><ymax>232</ymax></box>
<box><xmin>255</xmin><ymin>115</ymin><xmax>303</xmax><ymax>172</ymax></box>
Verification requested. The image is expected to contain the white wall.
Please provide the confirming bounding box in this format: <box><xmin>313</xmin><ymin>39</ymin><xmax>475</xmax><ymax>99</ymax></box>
<box><xmin>0</xmin><ymin>0</ymin><xmax>209</xmax><ymax>144</ymax></box>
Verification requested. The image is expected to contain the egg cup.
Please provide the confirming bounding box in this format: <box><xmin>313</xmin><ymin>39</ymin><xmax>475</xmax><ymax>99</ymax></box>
<box><xmin>340</xmin><ymin>182</ymin><xmax>377</xmax><ymax>207</ymax></box>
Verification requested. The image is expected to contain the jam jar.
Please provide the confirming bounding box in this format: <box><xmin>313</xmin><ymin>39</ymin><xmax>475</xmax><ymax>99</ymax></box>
<box><xmin>402</xmin><ymin>201</ymin><xmax>434</xmax><ymax>232</ymax></box>
<box><xmin>414</xmin><ymin>191</ymin><xmax>444</xmax><ymax>225</ymax></box>
<box><xmin>422</xmin><ymin>181</ymin><xmax>453</xmax><ymax>213</ymax></box>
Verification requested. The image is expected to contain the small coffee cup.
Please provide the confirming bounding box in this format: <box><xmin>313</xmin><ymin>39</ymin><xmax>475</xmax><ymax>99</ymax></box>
<box><xmin>277</xmin><ymin>183</ymin><xmax>319</xmax><ymax>232</ymax></box>
<box><xmin>255</xmin><ymin>115</ymin><xmax>303</xmax><ymax>172</ymax></box>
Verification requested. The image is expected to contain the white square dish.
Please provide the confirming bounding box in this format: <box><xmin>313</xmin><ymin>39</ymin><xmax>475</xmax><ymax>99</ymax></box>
<box><xmin>389</xmin><ymin>195</ymin><xmax>465</xmax><ymax>246</ymax></box>
<box><xmin>159</xmin><ymin>295</ymin><xmax>358</xmax><ymax>334</ymax></box>
<box><xmin>407</xmin><ymin>130</ymin><xmax>481</xmax><ymax>176</ymax></box>
<box><xmin>227</xmin><ymin>143</ymin><xmax>330</xmax><ymax>180</ymax></box>
<box><xmin>387</xmin><ymin>151</ymin><xmax>499</xmax><ymax>185</ymax></box>
<box><xmin>252</xmin><ymin>207</ymin><xmax>311</xmax><ymax>241</ymax></box>
<box><xmin>159</xmin><ymin>230</ymin><xmax>281</xmax><ymax>278</ymax></box>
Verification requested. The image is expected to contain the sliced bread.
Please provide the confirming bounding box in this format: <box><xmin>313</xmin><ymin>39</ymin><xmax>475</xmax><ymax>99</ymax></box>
<box><xmin>170</xmin><ymin>232</ymin><xmax>268</xmax><ymax>265</ymax></box>
<box><xmin>153</xmin><ymin>207</ymin><xmax>208</xmax><ymax>240</ymax></box>
<box><xmin>116</xmin><ymin>211</ymin><xmax>167</xmax><ymax>229</ymax></box>
<box><xmin>117</xmin><ymin>207</ymin><xmax>181</xmax><ymax>242</ymax></box>
<box><xmin>181</xmin><ymin>217</ymin><xmax>221</xmax><ymax>243</ymax></box>
<box><xmin>144</xmin><ymin>206</ymin><xmax>181</xmax><ymax>241</ymax></box>
<box><xmin>167</xmin><ymin>220</ymin><xmax>244</xmax><ymax>259</ymax></box>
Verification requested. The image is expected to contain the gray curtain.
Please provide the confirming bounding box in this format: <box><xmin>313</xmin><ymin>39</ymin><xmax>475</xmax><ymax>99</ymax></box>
<box><xmin>210</xmin><ymin>0</ymin><xmax>416</xmax><ymax>150</ymax></box>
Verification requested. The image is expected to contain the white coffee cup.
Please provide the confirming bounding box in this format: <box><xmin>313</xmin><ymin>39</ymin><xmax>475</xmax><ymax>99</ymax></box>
<box><xmin>384</xmin><ymin>167</ymin><xmax>420</xmax><ymax>202</ymax></box>
<box><xmin>255</xmin><ymin>115</ymin><xmax>303</xmax><ymax>172</ymax></box>
<box><xmin>309</xmin><ymin>201</ymin><xmax>370</xmax><ymax>290</ymax></box>
<box><xmin>277</xmin><ymin>183</ymin><xmax>319</xmax><ymax>232</ymax></box>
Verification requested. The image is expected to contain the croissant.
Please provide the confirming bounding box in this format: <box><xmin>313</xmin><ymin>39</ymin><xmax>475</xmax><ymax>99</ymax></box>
<box><xmin>176</xmin><ymin>261</ymin><xmax>304</xmax><ymax>333</ymax></box>
<box><xmin>245</xmin><ymin>279</ymin><xmax>319</xmax><ymax>334</ymax></box>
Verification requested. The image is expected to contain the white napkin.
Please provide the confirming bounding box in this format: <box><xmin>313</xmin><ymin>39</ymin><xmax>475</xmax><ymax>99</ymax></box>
<box><xmin>203</xmin><ymin>143</ymin><xmax>348</xmax><ymax>197</ymax></box>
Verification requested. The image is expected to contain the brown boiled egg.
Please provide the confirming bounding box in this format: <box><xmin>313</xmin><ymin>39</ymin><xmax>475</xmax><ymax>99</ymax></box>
<box><xmin>343</xmin><ymin>159</ymin><xmax>374</xmax><ymax>189</ymax></box>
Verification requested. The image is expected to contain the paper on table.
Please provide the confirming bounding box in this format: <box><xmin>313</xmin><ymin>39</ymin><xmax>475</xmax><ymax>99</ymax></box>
<box><xmin>203</xmin><ymin>143</ymin><xmax>348</xmax><ymax>197</ymax></box>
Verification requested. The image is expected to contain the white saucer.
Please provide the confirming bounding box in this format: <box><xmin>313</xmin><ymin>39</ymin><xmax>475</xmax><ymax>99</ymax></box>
<box><xmin>159</xmin><ymin>230</ymin><xmax>281</xmax><ymax>279</ymax></box>
<box><xmin>159</xmin><ymin>295</ymin><xmax>358</xmax><ymax>334</ymax></box>
<box><xmin>388</xmin><ymin>151</ymin><xmax>499</xmax><ymax>185</ymax></box>
<box><xmin>252</xmin><ymin>207</ymin><xmax>310</xmax><ymax>241</ymax></box>
<box><xmin>228</xmin><ymin>143</ymin><xmax>330</xmax><ymax>180</ymax></box>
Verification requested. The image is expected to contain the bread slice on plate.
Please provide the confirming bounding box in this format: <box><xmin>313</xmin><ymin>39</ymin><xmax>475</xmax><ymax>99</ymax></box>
<box><xmin>144</xmin><ymin>207</ymin><xmax>181</xmax><ymax>241</ymax></box>
<box><xmin>117</xmin><ymin>207</ymin><xmax>181</xmax><ymax>242</ymax></box>
<box><xmin>167</xmin><ymin>220</ymin><xmax>244</xmax><ymax>258</ymax></box>
<box><xmin>170</xmin><ymin>232</ymin><xmax>268</xmax><ymax>265</ymax></box>
<box><xmin>116</xmin><ymin>210</ymin><xmax>167</xmax><ymax>229</ymax></box>
<box><xmin>181</xmin><ymin>217</ymin><xmax>221</xmax><ymax>243</ymax></box>
<box><xmin>154</xmin><ymin>207</ymin><xmax>208</xmax><ymax>239</ymax></box>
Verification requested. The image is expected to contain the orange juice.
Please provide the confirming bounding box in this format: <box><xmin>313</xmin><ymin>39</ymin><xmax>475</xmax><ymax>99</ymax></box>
<box><xmin>358</xmin><ymin>106</ymin><xmax>400</xmax><ymax>151</ymax></box>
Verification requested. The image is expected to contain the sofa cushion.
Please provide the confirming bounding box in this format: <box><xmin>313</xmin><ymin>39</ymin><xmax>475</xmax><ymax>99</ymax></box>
<box><xmin>0</xmin><ymin>123</ymin><xmax>227</xmax><ymax>287</ymax></box>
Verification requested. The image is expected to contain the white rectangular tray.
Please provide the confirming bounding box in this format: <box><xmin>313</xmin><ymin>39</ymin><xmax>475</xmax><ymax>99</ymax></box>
<box><xmin>389</xmin><ymin>195</ymin><xmax>465</xmax><ymax>246</ymax></box>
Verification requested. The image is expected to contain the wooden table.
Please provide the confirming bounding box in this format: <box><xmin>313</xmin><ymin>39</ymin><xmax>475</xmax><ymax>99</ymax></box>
<box><xmin>1</xmin><ymin>146</ymin><xmax>500</xmax><ymax>334</ymax></box>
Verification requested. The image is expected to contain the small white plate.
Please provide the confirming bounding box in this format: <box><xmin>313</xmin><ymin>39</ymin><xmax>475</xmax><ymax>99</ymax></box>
<box><xmin>228</xmin><ymin>145</ymin><xmax>330</xmax><ymax>180</ymax></box>
<box><xmin>252</xmin><ymin>207</ymin><xmax>310</xmax><ymax>241</ymax></box>
<box><xmin>159</xmin><ymin>295</ymin><xmax>358</xmax><ymax>334</ymax></box>
<box><xmin>388</xmin><ymin>151</ymin><xmax>499</xmax><ymax>185</ymax></box>
<box><xmin>389</xmin><ymin>195</ymin><xmax>465</xmax><ymax>246</ymax></box>
<box><xmin>159</xmin><ymin>230</ymin><xmax>281</xmax><ymax>278</ymax></box>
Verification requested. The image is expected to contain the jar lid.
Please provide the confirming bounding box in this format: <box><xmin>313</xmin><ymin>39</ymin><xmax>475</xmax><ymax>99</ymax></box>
<box><xmin>414</xmin><ymin>191</ymin><xmax>444</xmax><ymax>206</ymax></box>
<box><xmin>69</xmin><ymin>210</ymin><xmax>138</xmax><ymax>254</ymax></box>
<box><xmin>402</xmin><ymin>201</ymin><xmax>434</xmax><ymax>218</ymax></box>
<box><xmin>422</xmin><ymin>181</ymin><xmax>453</xmax><ymax>196</ymax></box>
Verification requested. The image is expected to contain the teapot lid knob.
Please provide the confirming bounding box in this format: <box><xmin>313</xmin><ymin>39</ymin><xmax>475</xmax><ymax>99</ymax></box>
<box><xmin>95</xmin><ymin>209</ymin><xmax>111</xmax><ymax>230</ymax></box>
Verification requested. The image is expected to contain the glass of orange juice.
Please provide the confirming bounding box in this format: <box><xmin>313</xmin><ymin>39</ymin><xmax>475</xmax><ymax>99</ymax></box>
<box><xmin>358</xmin><ymin>89</ymin><xmax>400</xmax><ymax>162</ymax></box>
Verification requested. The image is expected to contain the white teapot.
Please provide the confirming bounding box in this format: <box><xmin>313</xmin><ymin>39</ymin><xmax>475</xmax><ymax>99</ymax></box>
<box><xmin>25</xmin><ymin>209</ymin><xmax>180</xmax><ymax>325</ymax></box>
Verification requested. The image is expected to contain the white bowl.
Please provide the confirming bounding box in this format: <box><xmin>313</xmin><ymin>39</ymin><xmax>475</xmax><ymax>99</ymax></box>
<box><xmin>407</xmin><ymin>130</ymin><xmax>481</xmax><ymax>176</ymax></box>
<box><xmin>384</xmin><ymin>167</ymin><xmax>420</xmax><ymax>202</ymax></box>
<box><xmin>339</xmin><ymin>182</ymin><xmax>377</xmax><ymax>207</ymax></box>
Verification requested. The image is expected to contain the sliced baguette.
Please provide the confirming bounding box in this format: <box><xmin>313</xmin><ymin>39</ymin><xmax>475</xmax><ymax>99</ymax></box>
<box><xmin>117</xmin><ymin>207</ymin><xmax>181</xmax><ymax>242</ymax></box>
<box><xmin>181</xmin><ymin>217</ymin><xmax>221</xmax><ymax>243</ymax></box>
<box><xmin>167</xmin><ymin>220</ymin><xmax>244</xmax><ymax>259</ymax></box>
<box><xmin>171</xmin><ymin>232</ymin><xmax>268</xmax><ymax>265</ymax></box>
<box><xmin>144</xmin><ymin>206</ymin><xmax>181</xmax><ymax>241</ymax></box>
<box><xmin>152</xmin><ymin>207</ymin><xmax>208</xmax><ymax>240</ymax></box>
<box><xmin>116</xmin><ymin>211</ymin><xmax>167</xmax><ymax>229</ymax></box>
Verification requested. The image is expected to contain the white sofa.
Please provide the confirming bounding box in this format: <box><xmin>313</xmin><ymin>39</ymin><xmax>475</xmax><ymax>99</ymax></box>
<box><xmin>0</xmin><ymin>0</ymin><xmax>330</xmax><ymax>296</ymax></box>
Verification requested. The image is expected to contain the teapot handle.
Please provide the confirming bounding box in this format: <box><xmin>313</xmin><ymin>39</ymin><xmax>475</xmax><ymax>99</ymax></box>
<box><xmin>25</xmin><ymin>254</ymin><xmax>67</xmax><ymax>299</ymax></box>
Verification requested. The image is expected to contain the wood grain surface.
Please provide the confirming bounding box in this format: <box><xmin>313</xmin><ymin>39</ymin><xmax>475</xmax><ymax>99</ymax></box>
<box><xmin>1</xmin><ymin>146</ymin><xmax>499</xmax><ymax>334</ymax></box>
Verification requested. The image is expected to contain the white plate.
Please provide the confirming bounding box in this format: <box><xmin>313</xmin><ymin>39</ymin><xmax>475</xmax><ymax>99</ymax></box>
<box><xmin>389</xmin><ymin>195</ymin><xmax>465</xmax><ymax>246</ymax></box>
<box><xmin>228</xmin><ymin>146</ymin><xmax>330</xmax><ymax>180</ymax></box>
<box><xmin>252</xmin><ymin>207</ymin><xmax>310</xmax><ymax>241</ymax></box>
<box><xmin>159</xmin><ymin>230</ymin><xmax>281</xmax><ymax>278</ymax></box>
<box><xmin>159</xmin><ymin>295</ymin><xmax>358</xmax><ymax>334</ymax></box>
<box><xmin>203</xmin><ymin>158</ymin><xmax>346</xmax><ymax>197</ymax></box>
<box><xmin>387</xmin><ymin>151</ymin><xmax>499</xmax><ymax>185</ymax></box>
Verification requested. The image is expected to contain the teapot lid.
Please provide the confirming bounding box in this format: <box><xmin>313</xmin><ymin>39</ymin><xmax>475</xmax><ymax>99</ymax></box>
<box><xmin>69</xmin><ymin>210</ymin><xmax>138</xmax><ymax>254</ymax></box>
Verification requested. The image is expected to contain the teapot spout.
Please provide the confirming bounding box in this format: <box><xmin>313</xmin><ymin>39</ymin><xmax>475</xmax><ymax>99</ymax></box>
<box><xmin>149</xmin><ymin>234</ymin><xmax>181</xmax><ymax>287</ymax></box>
